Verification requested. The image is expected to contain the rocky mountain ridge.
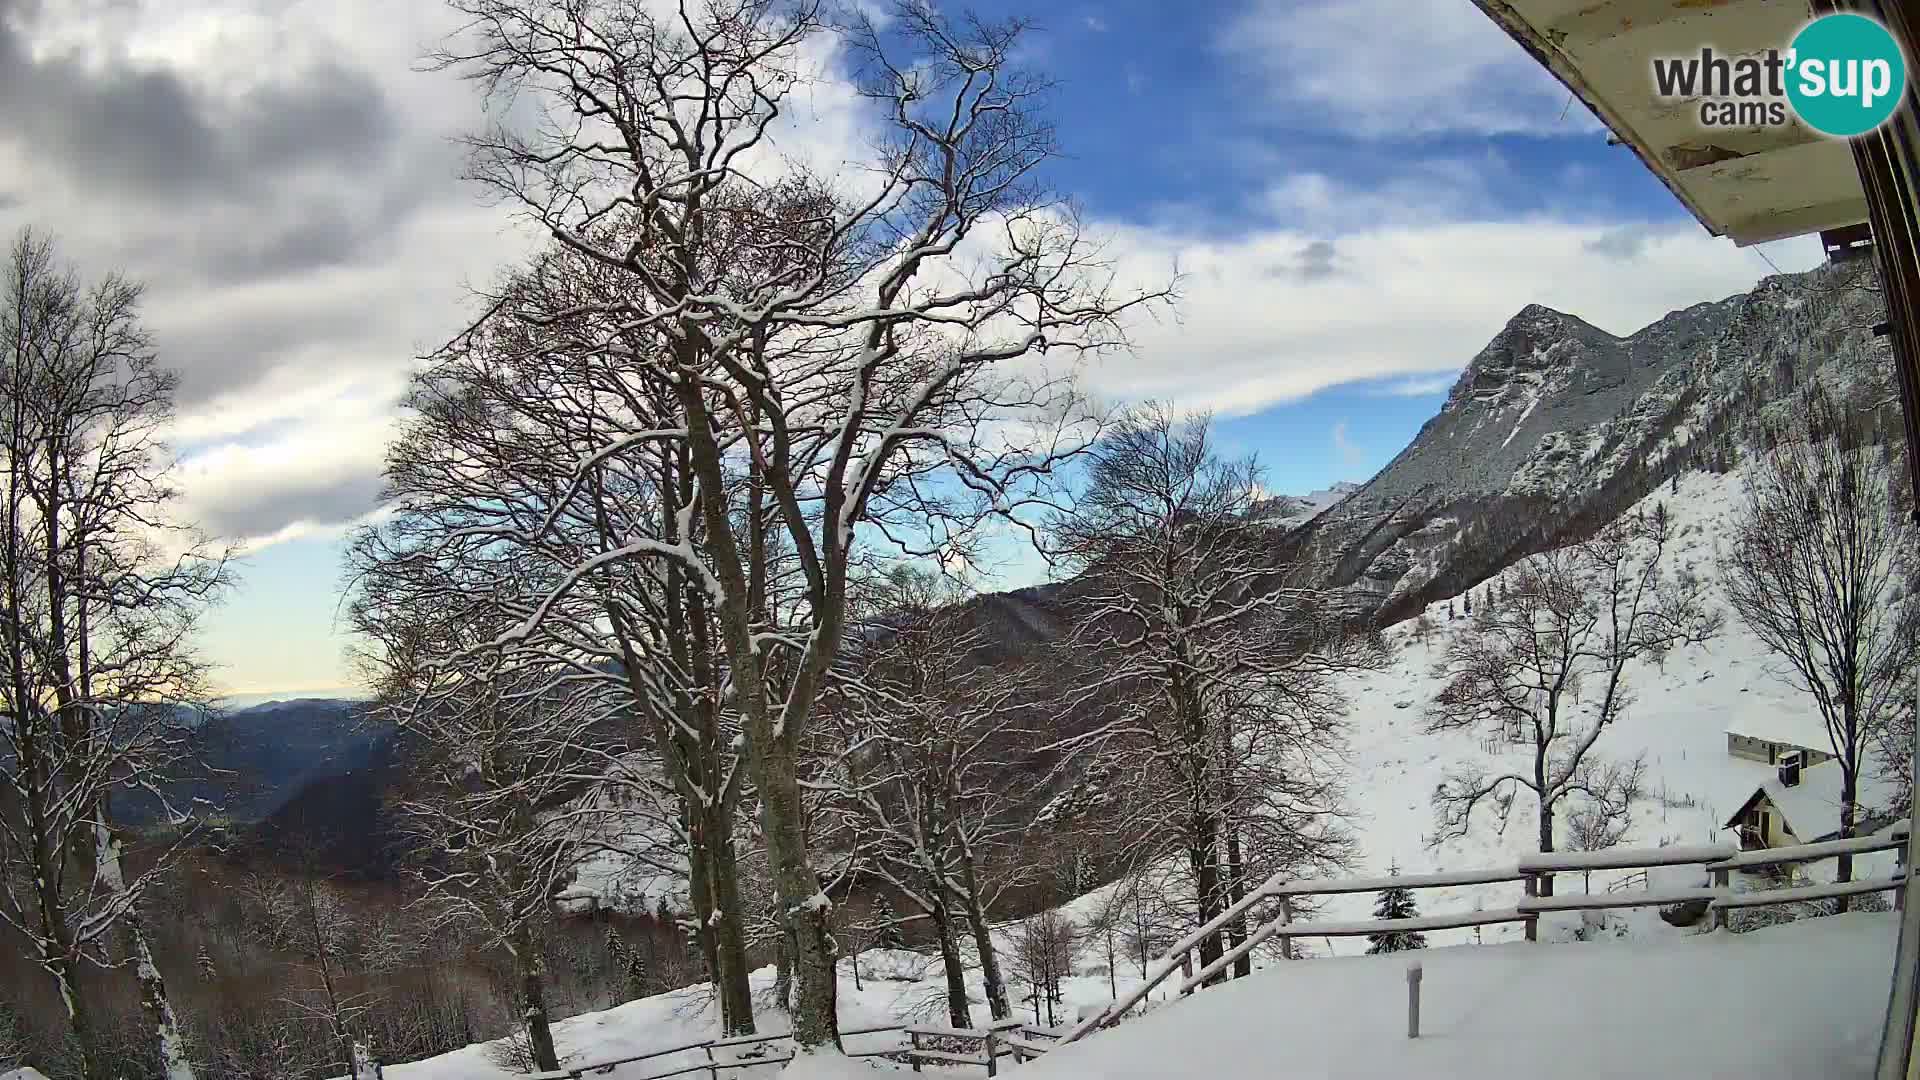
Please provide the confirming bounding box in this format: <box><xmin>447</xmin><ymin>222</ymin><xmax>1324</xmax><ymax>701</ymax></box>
<box><xmin>1292</xmin><ymin>258</ymin><xmax>1893</xmax><ymax>623</ymax></box>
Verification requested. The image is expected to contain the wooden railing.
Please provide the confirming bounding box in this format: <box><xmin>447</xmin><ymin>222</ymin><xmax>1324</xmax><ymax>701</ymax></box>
<box><xmin>530</xmin><ymin>1016</ymin><xmax>1072</xmax><ymax>1080</ymax></box>
<box><xmin>1056</xmin><ymin>822</ymin><xmax>1913</xmax><ymax>1046</ymax></box>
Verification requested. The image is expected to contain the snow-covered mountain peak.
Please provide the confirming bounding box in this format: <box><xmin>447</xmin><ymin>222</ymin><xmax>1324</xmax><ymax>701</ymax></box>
<box><xmin>1251</xmin><ymin>480</ymin><xmax>1362</xmax><ymax>528</ymax></box>
<box><xmin>1295</xmin><ymin>259</ymin><xmax>1892</xmax><ymax>625</ymax></box>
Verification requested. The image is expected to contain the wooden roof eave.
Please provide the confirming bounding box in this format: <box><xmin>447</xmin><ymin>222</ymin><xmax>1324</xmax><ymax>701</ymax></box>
<box><xmin>1470</xmin><ymin>0</ymin><xmax>1872</xmax><ymax>247</ymax></box>
<box><xmin>1472</xmin><ymin>0</ymin><xmax>1728</xmax><ymax>240</ymax></box>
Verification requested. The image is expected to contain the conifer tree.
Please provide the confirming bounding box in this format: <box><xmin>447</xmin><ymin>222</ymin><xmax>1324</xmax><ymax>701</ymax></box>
<box><xmin>873</xmin><ymin>895</ymin><xmax>905</xmax><ymax>950</ymax></box>
<box><xmin>626</xmin><ymin>948</ymin><xmax>651</xmax><ymax>999</ymax></box>
<box><xmin>1365</xmin><ymin>866</ymin><xmax>1427</xmax><ymax>955</ymax></box>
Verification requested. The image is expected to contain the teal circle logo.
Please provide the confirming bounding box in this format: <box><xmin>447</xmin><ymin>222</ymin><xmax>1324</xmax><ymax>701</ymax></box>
<box><xmin>1786</xmin><ymin>14</ymin><xmax>1907</xmax><ymax>138</ymax></box>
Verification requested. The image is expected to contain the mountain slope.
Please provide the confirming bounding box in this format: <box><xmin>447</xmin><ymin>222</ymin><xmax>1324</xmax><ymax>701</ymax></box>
<box><xmin>1300</xmin><ymin>261</ymin><xmax>1893</xmax><ymax>623</ymax></box>
<box><xmin>117</xmin><ymin>697</ymin><xmax>387</xmax><ymax>828</ymax></box>
<box><xmin>1312</xmin><ymin>464</ymin><xmax>1907</xmax><ymax>944</ymax></box>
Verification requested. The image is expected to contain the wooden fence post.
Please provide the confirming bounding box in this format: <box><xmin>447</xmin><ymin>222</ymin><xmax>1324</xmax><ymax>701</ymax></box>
<box><xmin>1406</xmin><ymin>960</ymin><xmax>1423</xmax><ymax>1039</ymax></box>
<box><xmin>1899</xmin><ymin>839</ymin><xmax>1910</xmax><ymax>913</ymax></box>
<box><xmin>1523</xmin><ymin>873</ymin><xmax>1538</xmax><ymax>942</ymax></box>
<box><xmin>1178</xmin><ymin>950</ymin><xmax>1194</xmax><ymax>995</ymax></box>
<box><xmin>1279</xmin><ymin>896</ymin><xmax>1296</xmax><ymax>960</ymax></box>
<box><xmin>703</xmin><ymin>1043</ymin><xmax>717</xmax><ymax>1080</ymax></box>
<box><xmin>909</xmin><ymin>1030</ymin><xmax>922</xmax><ymax>1073</ymax></box>
<box><xmin>1710</xmin><ymin>867</ymin><xmax>1730</xmax><ymax>930</ymax></box>
<box><xmin>984</xmin><ymin>1028</ymin><xmax>998</xmax><ymax>1077</ymax></box>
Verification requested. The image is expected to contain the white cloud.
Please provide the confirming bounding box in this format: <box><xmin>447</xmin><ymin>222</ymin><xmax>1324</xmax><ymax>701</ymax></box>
<box><xmin>1332</xmin><ymin>420</ymin><xmax>1363</xmax><ymax>466</ymax></box>
<box><xmin>1083</xmin><ymin>14</ymin><xmax>1108</xmax><ymax>32</ymax></box>
<box><xmin>173</xmin><ymin>381</ymin><xmax>399</xmax><ymax>549</ymax></box>
<box><xmin>17</xmin><ymin>0</ymin><xmax>1802</xmax><ymax>559</ymax></box>
<box><xmin>1260</xmin><ymin>155</ymin><xmax>1511</xmax><ymax>231</ymax></box>
<box><xmin>1082</xmin><ymin>212</ymin><xmax>1823</xmax><ymax>418</ymax></box>
<box><xmin>1220</xmin><ymin>0</ymin><xmax>1602</xmax><ymax>138</ymax></box>
<box><xmin>1364</xmin><ymin>374</ymin><xmax>1460</xmax><ymax>398</ymax></box>
<box><xmin>2</xmin><ymin>0</ymin><xmax>883</xmax><ymax>557</ymax></box>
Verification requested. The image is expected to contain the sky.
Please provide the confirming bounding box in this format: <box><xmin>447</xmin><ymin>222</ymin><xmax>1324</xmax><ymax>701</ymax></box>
<box><xmin>0</xmin><ymin>0</ymin><xmax>1828</xmax><ymax>696</ymax></box>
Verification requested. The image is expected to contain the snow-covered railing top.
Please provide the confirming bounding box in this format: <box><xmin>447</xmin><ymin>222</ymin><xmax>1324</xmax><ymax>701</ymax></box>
<box><xmin>1707</xmin><ymin>825</ymin><xmax>1910</xmax><ymax>871</ymax></box>
<box><xmin>541</xmin><ymin>1018</ymin><xmax>1060</xmax><ymax>1080</ymax></box>
<box><xmin>1517</xmin><ymin>843</ymin><xmax>1738</xmax><ymax>874</ymax></box>
<box><xmin>1054</xmin><ymin>820</ymin><xmax>1915</xmax><ymax>1049</ymax></box>
<box><xmin>1265</xmin><ymin>865</ymin><xmax>1526</xmax><ymax>896</ymax></box>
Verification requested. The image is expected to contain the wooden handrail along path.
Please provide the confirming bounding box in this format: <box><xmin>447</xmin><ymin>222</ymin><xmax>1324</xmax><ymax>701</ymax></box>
<box><xmin>530</xmin><ymin>1017</ymin><xmax>1075</xmax><ymax>1080</ymax></box>
<box><xmin>1056</xmin><ymin>821</ymin><xmax>1913</xmax><ymax>1046</ymax></box>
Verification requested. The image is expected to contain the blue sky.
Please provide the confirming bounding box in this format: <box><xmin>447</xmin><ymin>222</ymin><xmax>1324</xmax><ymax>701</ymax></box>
<box><xmin>1</xmin><ymin>0</ymin><xmax>1824</xmax><ymax>695</ymax></box>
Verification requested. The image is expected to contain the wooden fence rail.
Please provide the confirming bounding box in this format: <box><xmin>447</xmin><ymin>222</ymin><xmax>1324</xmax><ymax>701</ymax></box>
<box><xmin>1057</xmin><ymin>821</ymin><xmax>1914</xmax><ymax>1047</ymax></box>
<box><xmin>537</xmin><ymin>1017</ymin><xmax>1065</xmax><ymax>1080</ymax></box>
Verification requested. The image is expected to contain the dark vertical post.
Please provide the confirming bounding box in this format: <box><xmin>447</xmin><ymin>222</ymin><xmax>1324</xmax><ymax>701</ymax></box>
<box><xmin>1406</xmin><ymin>961</ymin><xmax>1423</xmax><ymax>1039</ymax></box>
<box><xmin>1710</xmin><ymin>867</ymin><xmax>1730</xmax><ymax>931</ymax></box>
<box><xmin>1523</xmin><ymin>874</ymin><xmax>1538</xmax><ymax>942</ymax></box>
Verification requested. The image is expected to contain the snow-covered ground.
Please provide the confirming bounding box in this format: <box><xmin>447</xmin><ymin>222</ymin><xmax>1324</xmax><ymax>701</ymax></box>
<box><xmin>1021</xmin><ymin>912</ymin><xmax>1898</xmax><ymax>1080</ymax></box>
<box><xmin>371</xmin><ymin>913</ymin><xmax>1900</xmax><ymax>1080</ymax></box>
<box><xmin>362</xmin><ymin>946</ymin><xmax>1121</xmax><ymax>1080</ymax></box>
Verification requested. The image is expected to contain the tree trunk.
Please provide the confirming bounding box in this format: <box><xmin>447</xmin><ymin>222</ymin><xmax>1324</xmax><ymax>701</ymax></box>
<box><xmin>97</xmin><ymin>817</ymin><xmax>197</xmax><ymax>1080</ymax></box>
<box><xmin>930</xmin><ymin>901</ymin><xmax>972</xmax><ymax>1029</ymax></box>
<box><xmin>1104</xmin><ymin>919</ymin><xmax>1118</xmax><ymax>1000</ymax></box>
<box><xmin>773</xmin><ymin>933</ymin><xmax>792</xmax><ymax>1014</ymax></box>
<box><xmin>1223</xmin><ymin>824</ymin><xmax>1250</xmax><ymax>979</ymax></box>
<box><xmin>131</xmin><ymin>914</ymin><xmax>196</xmax><ymax>1080</ymax></box>
<box><xmin>1536</xmin><ymin>790</ymin><xmax>1556</xmax><ymax>898</ymax></box>
<box><xmin>1837</xmin><ymin>771</ymin><xmax>1858</xmax><ymax>914</ymax></box>
<box><xmin>1187</xmin><ymin>820</ymin><xmax>1225</xmax><ymax>983</ymax></box>
<box><xmin>753</xmin><ymin>741</ymin><xmax>839</xmax><ymax>1047</ymax></box>
<box><xmin>957</xmin><ymin>856</ymin><xmax>1010</xmax><ymax>1020</ymax></box>
<box><xmin>48</xmin><ymin>954</ymin><xmax>102</xmax><ymax>1080</ymax></box>
<box><xmin>684</xmin><ymin>821</ymin><xmax>725</xmax><ymax>1007</ymax></box>
<box><xmin>1133</xmin><ymin>890</ymin><xmax>1150</xmax><ymax>978</ymax></box>
<box><xmin>515</xmin><ymin>932</ymin><xmax>561</xmax><ymax>1073</ymax></box>
<box><xmin>705</xmin><ymin>816</ymin><xmax>756</xmax><ymax>1036</ymax></box>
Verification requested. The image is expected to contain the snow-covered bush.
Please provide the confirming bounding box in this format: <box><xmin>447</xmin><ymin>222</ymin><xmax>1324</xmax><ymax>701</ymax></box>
<box><xmin>1728</xmin><ymin>890</ymin><xmax>1890</xmax><ymax>934</ymax></box>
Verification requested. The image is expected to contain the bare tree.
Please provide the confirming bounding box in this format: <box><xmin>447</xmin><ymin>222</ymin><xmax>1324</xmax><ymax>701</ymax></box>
<box><xmin>1720</xmin><ymin>387</ymin><xmax>1920</xmax><ymax>902</ymax></box>
<box><xmin>424</xmin><ymin>0</ymin><xmax>1168</xmax><ymax>1047</ymax></box>
<box><xmin>0</xmin><ymin>228</ymin><xmax>231</xmax><ymax>1080</ymax></box>
<box><xmin>1078</xmin><ymin>880</ymin><xmax>1137</xmax><ymax>1002</ymax></box>
<box><xmin>1429</xmin><ymin>506</ymin><xmax>1715</xmax><ymax>891</ymax></box>
<box><xmin>345</xmin><ymin>263</ymin><xmax>766</xmax><ymax>1035</ymax></box>
<box><xmin>350</xmin><ymin>586</ymin><xmax>620</xmax><ymax>1075</ymax></box>
<box><xmin>241</xmin><ymin>841</ymin><xmax>386</xmax><ymax>1077</ymax></box>
<box><xmin>1047</xmin><ymin>404</ymin><xmax>1372</xmax><ymax>981</ymax></box>
<box><xmin>818</xmin><ymin>566</ymin><xmax>1033</xmax><ymax>1024</ymax></box>
<box><xmin>1010</xmin><ymin>911</ymin><xmax>1077</xmax><ymax>1027</ymax></box>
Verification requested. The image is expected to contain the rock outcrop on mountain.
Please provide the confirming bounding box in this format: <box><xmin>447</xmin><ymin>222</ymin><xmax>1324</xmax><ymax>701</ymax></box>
<box><xmin>1294</xmin><ymin>258</ymin><xmax>1894</xmax><ymax>623</ymax></box>
<box><xmin>1252</xmin><ymin>481</ymin><xmax>1364</xmax><ymax>528</ymax></box>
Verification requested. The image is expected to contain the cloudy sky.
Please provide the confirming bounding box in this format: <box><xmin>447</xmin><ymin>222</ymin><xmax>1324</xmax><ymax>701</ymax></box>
<box><xmin>0</xmin><ymin>0</ymin><xmax>1823</xmax><ymax>696</ymax></box>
